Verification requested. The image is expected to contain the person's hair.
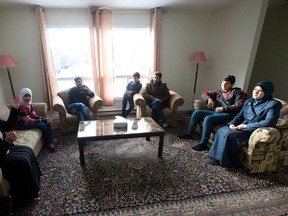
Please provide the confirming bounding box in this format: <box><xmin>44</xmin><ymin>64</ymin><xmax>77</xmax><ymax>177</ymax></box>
<box><xmin>223</xmin><ymin>75</ymin><xmax>235</xmax><ymax>84</ymax></box>
<box><xmin>133</xmin><ymin>72</ymin><xmax>140</xmax><ymax>78</ymax></box>
<box><xmin>74</xmin><ymin>76</ymin><xmax>82</xmax><ymax>82</ymax></box>
<box><xmin>154</xmin><ymin>71</ymin><xmax>162</xmax><ymax>79</ymax></box>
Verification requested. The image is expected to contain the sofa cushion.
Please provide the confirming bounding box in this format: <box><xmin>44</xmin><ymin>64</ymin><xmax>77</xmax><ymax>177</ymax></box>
<box><xmin>14</xmin><ymin>129</ymin><xmax>43</xmax><ymax>156</ymax></box>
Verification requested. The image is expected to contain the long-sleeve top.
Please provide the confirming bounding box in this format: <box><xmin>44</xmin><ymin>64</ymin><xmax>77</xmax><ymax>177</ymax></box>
<box><xmin>202</xmin><ymin>87</ymin><xmax>247</xmax><ymax>114</ymax></box>
<box><xmin>0</xmin><ymin>108</ymin><xmax>19</xmax><ymax>165</ymax></box>
<box><xmin>228</xmin><ymin>97</ymin><xmax>282</xmax><ymax>132</ymax></box>
<box><xmin>68</xmin><ymin>87</ymin><xmax>95</xmax><ymax>107</ymax></box>
<box><xmin>125</xmin><ymin>81</ymin><xmax>142</xmax><ymax>97</ymax></box>
<box><xmin>17</xmin><ymin>104</ymin><xmax>45</xmax><ymax>125</ymax></box>
<box><xmin>142</xmin><ymin>81</ymin><xmax>171</xmax><ymax>105</ymax></box>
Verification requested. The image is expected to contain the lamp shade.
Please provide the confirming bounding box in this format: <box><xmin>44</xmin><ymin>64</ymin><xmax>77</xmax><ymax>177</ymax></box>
<box><xmin>0</xmin><ymin>54</ymin><xmax>17</xmax><ymax>68</ymax></box>
<box><xmin>191</xmin><ymin>51</ymin><xmax>207</xmax><ymax>62</ymax></box>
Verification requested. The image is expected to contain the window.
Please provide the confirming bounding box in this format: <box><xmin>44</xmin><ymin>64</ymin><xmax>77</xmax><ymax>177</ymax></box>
<box><xmin>47</xmin><ymin>10</ymin><xmax>151</xmax><ymax>101</ymax></box>
<box><xmin>112</xmin><ymin>27</ymin><xmax>150</xmax><ymax>98</ymax></box>
<box><xmin>48</xmin><ymin>28</ymin><xmax>94</xmax><ymax>91</ymax></box>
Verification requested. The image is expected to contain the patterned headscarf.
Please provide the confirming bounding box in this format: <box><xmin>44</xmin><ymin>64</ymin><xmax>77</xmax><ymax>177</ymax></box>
<box><xmin>20</xmin><ymin>87</ymin><xmax>32</xmax><ymax>107</ymax></box>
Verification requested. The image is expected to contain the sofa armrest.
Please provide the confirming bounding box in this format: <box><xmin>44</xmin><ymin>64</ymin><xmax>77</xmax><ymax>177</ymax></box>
<box><xmin>168</xmin><ymin>90</ymin><xmax>184</xmax><ymax>112</ymax></box>
<box><xmin>133</xmin><ymin>93</ymin><xmax>147</xmax><ymax>118</ymax></box>
<box><xmin>6</xmin><ymin>103</ymin><xmax>47</xmax><ymax>117</ymax></box>
<box><xmin>88</xmin><ymin>95</ymin><xmax>103</xmax><ymax>119</ymax></box>
<box><xmin>194</xmin><ymin>99</ymin><xmax>209</xmax><ymax>110</ymax></box>
<box><xmin>248</xmin><ymin>127</ymin><xmax>281</xmax><ymax>154</ymax></box>
<box><xmin>32</xmin><ymin>103</ymin><xmax>47</xmax><ymax>117</ymax></box>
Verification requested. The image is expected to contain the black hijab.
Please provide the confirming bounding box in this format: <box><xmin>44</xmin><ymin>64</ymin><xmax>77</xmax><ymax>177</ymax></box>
<box><xmin>253</xmin><ymin>81</ymin><xmax>274</xmax><ymax>106</ymax></box>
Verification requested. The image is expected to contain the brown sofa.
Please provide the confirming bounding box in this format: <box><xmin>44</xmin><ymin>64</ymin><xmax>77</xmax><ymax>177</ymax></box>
<box><xmin>52</xmin><ymin>89</ymin><xmax>103</xmax><ymax>134</ymax></box>
<box><xmin>194</xmin><ymin>98</ymin><xmax>288</xmax><ymax>173</ymax></box>
<box><xmin>0</xmin><ymin>103</ymin><xmax>47</xmax><ymax>197</ymax></box>
<box><xmin>133</xmin><ymin>90</ymin><xmax>184</xmax><ymax>126</ymax></box>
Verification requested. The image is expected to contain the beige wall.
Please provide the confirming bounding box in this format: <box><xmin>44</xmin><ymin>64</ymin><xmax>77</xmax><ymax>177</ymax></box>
<box><xmin>200</xmin><ymin>0</ymin><xmax>268</xmax><ymax>95</ymax></box>
<box><xmin>248</xmin><ymin>5</ymin><xmax>288</xmax><ymax>101</ymax></box>
<box><xmin>0</xmin><ymin>0</ymin><xmax>270</xmax><ymax>110</ymax></box>
<box><xmin>0</xmin><ymin>8</ymin><xmax>43</xmax><ymax>102</ymax></box>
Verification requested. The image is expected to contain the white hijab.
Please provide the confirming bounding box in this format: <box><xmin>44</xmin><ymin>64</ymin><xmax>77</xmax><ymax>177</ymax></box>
<box><xmin>20</xmin><ymin>87</ymin><xmax>32</xmax><ymax>107</ymax></box>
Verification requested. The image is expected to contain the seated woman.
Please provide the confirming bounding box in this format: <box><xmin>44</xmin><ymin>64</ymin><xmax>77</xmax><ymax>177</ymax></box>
<box><xmin>0</xmin><ymin>96</ymin><xmax>41</xmax><ymax>209</ymax></box>
<box><xmin>16</xmin><ymin>88</ymin><xmax>57</xmax><ymax>152</ymax></box>
<box><xmin>207</xmin><ymin>81</ymin><xmax>282</xmax><ymax>167</ymax></box>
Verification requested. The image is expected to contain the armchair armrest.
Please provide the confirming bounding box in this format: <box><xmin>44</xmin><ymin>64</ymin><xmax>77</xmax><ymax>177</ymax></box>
<box><xmin>133</xmin><ymin>93</ymin><xmax>147</xmax><ymax>118</ymax></box>
<box><xmin>52</xmin><ymin>95</ymin><xmax>67</xmax><ymax>123</ymax></box>
<box><xmin>248</xmin><ymin>127</ymin><xmax>281</xmax><ymax>154</ymax></box>
<box><xmin>168</xmin><ymin>90</ymin><xmax>184</xmax><ymax>112</ymax></box>
<box><xmin>88</xmin><ymin>95</ymin><xmax>103</xmax><ymax>119</ymax></box>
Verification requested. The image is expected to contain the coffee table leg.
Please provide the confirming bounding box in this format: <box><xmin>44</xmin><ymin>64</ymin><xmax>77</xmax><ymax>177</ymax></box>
<box><xmin>146</xmin><ymin>136</ymin><xmax>150</xmax><ymax>141</ymax></box>
<box><xmin>78</xmin><ymin>140</ymin><xmax>85</xmax><ymax>166</ymax></box>
<box><xmin>158</xmin><ymin>134</ymin><xmax>164</xmax><ymax>158</ymax></box>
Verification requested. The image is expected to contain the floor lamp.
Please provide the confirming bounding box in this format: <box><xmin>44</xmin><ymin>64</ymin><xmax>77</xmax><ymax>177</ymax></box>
<box><xmin>0</xmin><ymin>54</ymin><xmax>18</xmax><ymax>98</ymax></box>
<box><xmin>191</xmin><ymin>51</ymin><xmax>207</xmax><ymax>109</ymax></box>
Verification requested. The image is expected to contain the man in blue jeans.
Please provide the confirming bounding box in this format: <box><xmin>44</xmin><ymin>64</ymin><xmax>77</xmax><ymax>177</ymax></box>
<box><xmin>178</xmin><ymin>75</ymin><xmax>247</xmax><ymax>151</ymax></box>
<box><xmin>67</xmin><ymin>76</ymin><xmax>95</xmax><ymax>121</ymax></box>
<box><xmin>142</xmin><ymin>71</ymin><xmax>170</xmax><ymax>128</ymax></box>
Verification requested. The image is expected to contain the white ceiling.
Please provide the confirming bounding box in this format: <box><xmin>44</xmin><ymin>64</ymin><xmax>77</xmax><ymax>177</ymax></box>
<box><xmin>0</xmin><ymin>0</ymin><xmax>240</xmax><ymax>10</ymax></box>
<box><xmin>0</xmin><ymin>0</ymin><xmax>286</xmax><ymax>11</ymax></box>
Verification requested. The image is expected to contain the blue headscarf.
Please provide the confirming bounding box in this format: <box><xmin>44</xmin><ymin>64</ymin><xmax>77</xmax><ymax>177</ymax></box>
<box><xmin>253</xmin><ymin>81</ymin><xmax>274</xmax><ymax>105</ymax></box>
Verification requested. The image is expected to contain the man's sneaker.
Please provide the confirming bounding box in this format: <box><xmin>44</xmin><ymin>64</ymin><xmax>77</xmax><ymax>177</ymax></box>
<box><xmin>162</xmin><ymin>122</ymin><xmax>169</xmax><ymax>129</ymax></box>
<box><xmin>192</xmin><ymin>143</ymin><xmax>208</xmax><ymax>151</ymax></box>
<box><xmin>207</xmin><ymin>158</ymin><xmax>220</xmax><ymax>165</ymax></box>
<box><xmin>177</xmin><ymin>133</ymin><xmax>193</xmax><ymax>139</ymax></box>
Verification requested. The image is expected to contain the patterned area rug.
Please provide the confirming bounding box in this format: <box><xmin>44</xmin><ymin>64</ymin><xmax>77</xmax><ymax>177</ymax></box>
<box><xmin>14</xmin><ymin>114</ymin><xmax>288</xmax><ymax>215</ymax></box>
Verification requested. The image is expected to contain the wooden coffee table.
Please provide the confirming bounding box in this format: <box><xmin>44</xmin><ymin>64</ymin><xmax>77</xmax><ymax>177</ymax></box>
<box><xmin>77</xmin><ymin>117</ymin><xmax>165</xmax><ymax>166</ymax></box>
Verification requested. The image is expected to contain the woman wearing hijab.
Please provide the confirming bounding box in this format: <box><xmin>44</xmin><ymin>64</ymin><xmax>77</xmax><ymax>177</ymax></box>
<box><xmin>16</xmin><ymin>88</ymin><xmax>56</xmax><ymax>152</ymax></box>
<box><xmin>207</xmin><ymin>81</ymin><xmax>282</xmax><ymax>167</ymax></box>
<box><xmin>0</xmin><ymin>96</ymin><xmax>41</xmax><ymax>209</ymax></box>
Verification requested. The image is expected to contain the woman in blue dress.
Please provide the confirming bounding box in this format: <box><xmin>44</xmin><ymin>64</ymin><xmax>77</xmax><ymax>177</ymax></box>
<box><xmin>207</xmin><ymin>81</ymin><xmax>282</xmax><ymax>167</ymax></box>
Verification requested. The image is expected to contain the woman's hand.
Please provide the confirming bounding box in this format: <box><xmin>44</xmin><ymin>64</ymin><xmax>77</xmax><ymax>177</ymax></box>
<box><xmin>10</xmin><ymin>95</ymin><xmax>20</xmax><ymax>109</ymax></box>
<box><xmin>229</xmin><ymin>124</ymin><xmax>247</xmax><ymax>130</ymax></box>
<box><xmin>4</xmin><ymin>131</ymin><xmax>17</xmax><ymax>144</ymax></box>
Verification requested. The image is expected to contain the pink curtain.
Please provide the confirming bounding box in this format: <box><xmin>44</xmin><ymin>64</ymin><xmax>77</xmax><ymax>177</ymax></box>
<box><xmin>36</xmin><ymin>6</ymin><xmax>58</xmax><ymax>109</ymax></box>
<box><xmin>89</xmin><ymin>7</ymin><xmax>114</xmax><ymax>106</ymax></box>
<box><xmin>150</xmin><ymin>7</ymin><xmax>162</xmax><ymax>79</ymax></box>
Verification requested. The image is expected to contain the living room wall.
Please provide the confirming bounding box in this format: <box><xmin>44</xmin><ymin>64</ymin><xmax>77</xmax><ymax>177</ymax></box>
<box><xmin>0</xmin><ymin>0</ymin><xmax>268</xmax><ymax>110</ymax></box>
<box><xmin>248</xmin><ymin>4</ymin><xmax>288</xmax><ymax>101</ymax></box>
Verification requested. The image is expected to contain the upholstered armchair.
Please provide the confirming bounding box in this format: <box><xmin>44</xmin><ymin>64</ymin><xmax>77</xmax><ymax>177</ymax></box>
<box><xmin>52</xmin><ymin>89</ymin><xmax>103</xmax><ymax>134</ymax></box>
<box><xmin>133</xmin><ymin>90</ymin><xmax>184</xmax><ymax>126</ymax></box>
<box><xmin>194</xmin><ymin>98</ymin><xmax>288</xmax><ymax>173</ymax></box>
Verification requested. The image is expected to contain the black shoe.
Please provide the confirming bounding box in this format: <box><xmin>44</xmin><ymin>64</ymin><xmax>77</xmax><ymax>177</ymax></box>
<box><xmin>177</xmin><ymin>133</ymin><xmax>193</xmax><ymax>139</ymax></box>
<box><xmin>192</xmin><ymin>143</ymin><xmax>208</xmax><ymax>151</ymax></box>
<box><xmin>207</xmin><ymin>158</ymin><xmax>220</xmax><ymax>165</ymax></box>
<box><xmin>162</xmin><ymin>122</ymin><xmax>169</xmax><ymax>129</ymax></box>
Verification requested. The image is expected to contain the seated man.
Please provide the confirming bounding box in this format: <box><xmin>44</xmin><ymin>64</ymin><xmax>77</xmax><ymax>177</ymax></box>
<box><xmin>67</xmin><ymin>76</ymin><xmax>95</xmax><ymax>121</ymax></box>
<box><xmin>178</xmin><ymin>75</ymin><xmax>247</xmax><ymax>151</ymax></box>
<box><xmin>142</xmin><ymin>71</ymin><xmax>170</xmax><ymax>128</ymax></box>
<box><xmin>122</xmin><ymin>72</ymin><xmax>142</xmax><ymax>118</ymax></box>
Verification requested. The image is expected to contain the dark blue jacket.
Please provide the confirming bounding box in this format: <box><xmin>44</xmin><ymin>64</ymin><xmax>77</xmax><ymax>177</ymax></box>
<box><xmin>228</xmin><ymin>98</ymin><xmax>282</xmax><ymax>132</ymax></box>
<box><xmin>125</xmin><ymin>81</ymin><xmax>142</xmax><ymax>97</ymax></box>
